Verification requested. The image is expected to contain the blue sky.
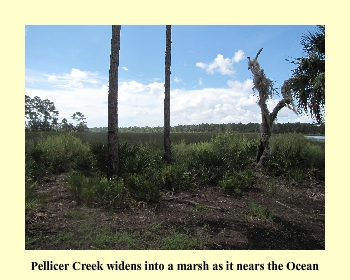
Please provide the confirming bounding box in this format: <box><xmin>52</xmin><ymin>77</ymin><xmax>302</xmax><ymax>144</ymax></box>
<box><xmin>25</xmin><ymin>25</ymin><xmax>318</xmax><ymax>128</ymax></box>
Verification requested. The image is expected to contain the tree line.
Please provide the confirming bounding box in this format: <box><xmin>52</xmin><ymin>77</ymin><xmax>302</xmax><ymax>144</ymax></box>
<box><xmin>89</xmin><ymin>122</ymin><xmax>324</xmax><ymax>135</ymax></box>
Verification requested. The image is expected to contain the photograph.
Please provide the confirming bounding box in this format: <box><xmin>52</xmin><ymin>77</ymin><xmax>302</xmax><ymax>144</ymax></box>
<box><xmin>25</xmin><ymin>25</ymin><xmax>325</xmax><ymax>250</ymax></box>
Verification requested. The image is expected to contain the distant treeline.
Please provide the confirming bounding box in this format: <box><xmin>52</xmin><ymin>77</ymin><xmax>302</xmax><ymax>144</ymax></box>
<box><xmin>89</xmin><ymin>122</ymin><xmax>325</xmax><ymax>135</ymax></box>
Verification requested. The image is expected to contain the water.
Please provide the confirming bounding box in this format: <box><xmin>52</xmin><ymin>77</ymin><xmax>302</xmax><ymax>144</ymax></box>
<box><xmin>304</xmin><ymin>135</ymin><xmax>325</xmax><ymax>142</ymax></box>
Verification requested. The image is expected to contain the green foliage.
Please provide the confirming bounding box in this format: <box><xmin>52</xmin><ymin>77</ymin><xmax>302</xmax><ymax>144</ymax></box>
<box><xmin>212</xmin><ymin>132</ymin><xmax>257</xmax><ymax>170</ymax></box>
<box><xmin>161</xmin><ymin>163</ymin><xmax>193</xmax><ymax>191</ymax></box>
<box><xmin>90</xmin><ymin>141</ymin><xmax>163</xmax><ymax>176</ymax></box>
<box><xmin>71</xmin><ymin>112</ymin><xmax>89</xmax><ymax>132</ymax></box>
<box><xmin>65</xmin><ymin>173</ymin><xmax>125</xmax><ymax>207</ymax></box>
<box><xmin>125</xmin><ymin>172</ymin><xmax>161</xmax><ymax>203</ymax></box>
<box><xmin>288</xmin><ymin>25</ymin><xmax>325</xmax><ymax>123</ymax></box>
<box><xmin>267</xmin><ymin>133</ymin><xmax>325</xmax><ymax>180</ymax></box>
<box><xmin>25</xmin><ymin>95</ymin><xmax>59</xmax><ymax>132</ymax></box>
<box><xmin>172</xmin><ymin>132</ymin><xmax>257</xmax><ymax>185</ymax></box>
<box><xmin>36</xmin><ymin>133</ymin><xmax>92</xmax><ymax>174</ymax></box>
<box><xmin>25</xmin><ymin>130</ymin><xmax>324</xmax><ymax>209</ymax></box>
<box><xmin>25</xmin><ymin>95</ymin><xmax>89</xmax><ymax>132</ymax></box>
<box><xmin>249</xmin><ymin>203</ymin><xmax>274</xmax><ymax>220</ymax></box>
<box><xmin>119</xmin><ymin>143</ymin><xmax>161</xmax><ymax>174</ymax></box>
<box><xmin>26</xmin><ymin>139</ymin><xmax>48</xmax><ymax>181</ymax></box>
<box><xmin>219</xmin><ymin>169</ymin><xmax>256</xmax><ymax>196</ymax></box>
<box><xmin>90</xmin><ymin>142</ymin><xmax>109</xmax><ymax>175</ymax></box>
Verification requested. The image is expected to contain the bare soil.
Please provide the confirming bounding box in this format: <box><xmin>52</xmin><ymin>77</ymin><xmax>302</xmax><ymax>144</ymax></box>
<box><xmin>25</xmin><ymin>171</ymin><xmax>325</xmax><ymax>250</ymax></box>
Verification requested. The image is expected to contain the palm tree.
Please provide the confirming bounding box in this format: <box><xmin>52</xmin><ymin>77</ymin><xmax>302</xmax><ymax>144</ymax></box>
<box><xmin>108</xmin><ymin>25</ymin><xmax>121</xmax><ymax>177</ymax></box>
<box><xmin>289</xmin><ymin>25</ymin><xmax>325</xmax><ymax>124</ymax></box>
<box><xmin>164</xmin><ymin>25</ymin><xmax>172</xmax><ymax>164</ymax></box>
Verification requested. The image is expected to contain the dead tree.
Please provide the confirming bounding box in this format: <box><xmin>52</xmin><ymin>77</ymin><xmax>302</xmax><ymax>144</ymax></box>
<box><xmin>108</xmin><ymin>25</ymin><xmax>121</xmax><ymax>178</ymax></box>
<box><xmin>248</xmin><ymin>48</ymin><xmax>297</xmax><ymax>166</ymax></box>
<box><xmin>164</xmin><ymin>25</ymin><xmax>172</xmax><ymax>164</ymax></box>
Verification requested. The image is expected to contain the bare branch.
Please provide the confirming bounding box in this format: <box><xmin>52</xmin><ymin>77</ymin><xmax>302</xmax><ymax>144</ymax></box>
<box><xmin>255</xmin><ymin>48</ymin><xmax>263</xmax><ymax>60</ymax></box>
<box><xmin>270</xmin><ymin>99</ymin><xmax>289</xmax><ymax>123</ymax></box>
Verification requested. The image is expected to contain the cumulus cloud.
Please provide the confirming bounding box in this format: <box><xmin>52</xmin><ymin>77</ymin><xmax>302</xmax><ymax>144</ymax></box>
<box><xmin>26</xmin><ymin>68</ymin><xmax>307</xmax><ymax>127</ymax></box>
<box><xmin>196</xmin><ymin>50</ymin><xmax>245</xmax><ymax>76</ymax></box>
<box><xmin>69</xmin><ymin>68</ymin><xmax>87</xmax><ymax>78</ymax></box>
<box><xmin>170</xmin><ymin>80</ymin><xmax>262</xmax><ymax>125</ymax></box>
<box><xmin>122</xmin><ymin>67</ymin><xmax>128</xmax><ymax>71</ymax></box>
<box><xmin>196</xmin><ymin>54</ymin><xmax>234</xmax><ymax>75</ymax></box>
<box><xmin>233</xmin><ymin>50</ymin><xmax>245</xmax><ymax>63</ymax></box>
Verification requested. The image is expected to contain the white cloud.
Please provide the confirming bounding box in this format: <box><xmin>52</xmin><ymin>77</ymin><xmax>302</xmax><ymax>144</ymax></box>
<box><xmin>26</xmin><ymin>68</ymin><xmax>310</xmax><ymax>127</ymax></box>
<box><xmin>47</xmin><ymin>75</ymin><xmax>57</xmax><ymax>82</ymax></box>
<box><xmin>170</xmin><ymin>81</ymin><xmax>260</xmax><ymax>125</ymax></box>
<box><xmin>233</xmin><ymin>50</ymin><xmax>245</xmax><ymax>63</ymax></box>
<box><xmin>70</xmin><ymin>68</ymin><xmax>87</xmax><ymax>78</ymax></box>
<box><xmin>196</xmin><ymin>50</ymin><xmax>245</xmax><ymax>76</ymax></box>
<box><xmin>196</xmin><ymin>54</ymin><xmax>234</xmax><ymax>75</ymax></box>
<box><xmin>25</xmin><ymin>85</ymin><xmax>109</xmax><ymax>127</ymax></box>
<box><xmin>122</xmin><ymin>67</ymin><xmax>128</xmax><ymax>71</ymax></box>
<box><xmin>26</xmin><ymin>68</ymin><xmax>106</xmax><ymax>90</ymax></box>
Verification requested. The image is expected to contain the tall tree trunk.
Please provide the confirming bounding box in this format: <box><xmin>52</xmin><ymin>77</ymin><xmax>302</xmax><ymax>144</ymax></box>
<box><xmin>108</xmin><ymin>25</ymin><xmax>121</xmax><ymax>178</ymax></box>
<box><xmin>248</xmin><ymin>48</ymin><xmax>296</xmax><ymax>166</ymax></box>
<box><xmin>164</xmin><ymin>25</ymin><xmax>172</xmax><ymax>164</ymax></box>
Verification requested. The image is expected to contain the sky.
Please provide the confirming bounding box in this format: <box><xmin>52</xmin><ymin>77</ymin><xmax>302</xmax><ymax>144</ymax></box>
<box><xmin>25</xmin><ymin>25</ymin><xmax>319</xmax><ymax>128</ymax></box>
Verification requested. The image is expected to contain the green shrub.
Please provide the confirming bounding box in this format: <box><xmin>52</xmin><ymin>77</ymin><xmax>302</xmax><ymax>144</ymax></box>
<box><xmin>125</xmin><ymin>172</ymin><xmax>161</xmax><ymax>203</ymax></box>
<box><xmin>267</xmin><ymin>133</ymin><xmax>325</xmax><ymax>180</ymax></box>
<box><xmin>119</xmin><ymin>143</ymin><xmax>157</xmax><ymax>174</ymax></box>
<box><xmin>90</xmin><ymin>141</ymin><xmax>164</xmax><ymax>176</ymax></box>
<box><xmin>161</xmin><ymin>163</ymin><xmax>194</xmax><ymax>191</ymax></box>
<box><xmin>25</xmin><ymin>140</ymin><xmax>47</xmax><ymax>180</ymax></box>
<box><xmin>172</xmin><ymin>132</ymin><xmax>257</xmax><ymax>185</ymax></box>
<box><xmin>211</xmin><ymin>132</ymin><xmax>257</xmax><ymax>170</ymax></box>
<box><xmin>90</xmin><ymin>142</ymin><xmax>109</xmax><ymax>175</ymax></box>
<box><xmin>36</xmin><ymin>133</ymin><xmax>91</xmax><ymax>174</ymax></box>
<box><xmin>65</xmin><ymin>173</ymin><xmax>125</xmax><ymax>207</ymax></box>
<box><xmin>219</xmin><ymin>169</ymin><xmax>256</xmax><ymax>195</ymax></box>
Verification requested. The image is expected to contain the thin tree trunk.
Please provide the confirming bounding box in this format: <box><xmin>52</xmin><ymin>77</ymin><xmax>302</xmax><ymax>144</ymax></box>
<box><xmin>108</xmin><ymin>25</ymin><xmax>121</xmax><ymax>178</ymax></box>
<box><xmin>164</xmin><ymin>25</ymin><xmax>172</xmax><ymax>164</ymax></box>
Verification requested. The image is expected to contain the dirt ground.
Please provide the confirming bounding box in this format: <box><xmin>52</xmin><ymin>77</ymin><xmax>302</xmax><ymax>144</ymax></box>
<box><xmin>25</xmin><ymin>171</ymin><xmax>325</xmax><ymax>250</ymax></box>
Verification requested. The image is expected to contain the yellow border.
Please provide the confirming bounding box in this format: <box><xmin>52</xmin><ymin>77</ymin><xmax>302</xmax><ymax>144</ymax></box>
<box><xmin>2</xmin><ymin>1</ymin><xmax>345</xmax><ymax>279</ymax></box>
